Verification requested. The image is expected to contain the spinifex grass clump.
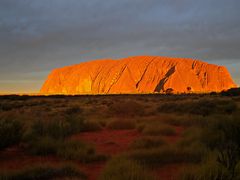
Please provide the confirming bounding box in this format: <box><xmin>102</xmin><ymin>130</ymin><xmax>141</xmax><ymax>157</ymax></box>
<box><xmin>107</xmin><ymin>119</ymin><xmax>136</xmax><ymax>130</ymax></box>
<box><xmin>0</xmin><ymin>164</ymin><xmax>86</xmax><ymax>180</ymax></box>
<box><xmin>130</xmin><ymin>136</ymin><xmax>166</xmax><ymax>149</ymax></box>
<box><xmin>157</xmin><ymin>98</ymin><xmax>237</xmax><ymax>116</ymax></box>
<box><xmin>0</xmin><ymin>114</ymin><xmax>23</xmax><ymax>150</ymax></box>
<box><xmin>200</xmin><ymin>115</ymin><xmax>240</xmax><ymax>180</ymax></box>
<box><xmin>109</xmin><ymin>100</ymin><xmax>145</xmax><ymax>117</ymax></box>
<box><xmin>100</xmin><ymin>156</ymin><xmax>154</xmax><ymax>180</ymax></box>
<box><xmin>57</xmin><ymin>140</ymin><xmax>107</xmax><ymax>163</ymax></box>
<box><xmin>180</xmin><ymin>156</ymin><xmax>230</xmax><ymax>180</ymax></box>
<box><xmin>142</xmin><ymin>124</ymin><xmax>176</xmax><ymax>136</ymax></box>
<box><xmin>27</xmin><ymin>137</ymin><xmax>106</xmax><ymax>163</ymax></box>
<box><xmin>136</xmin><ymin>119</ymin><xmax>177</xmax><ymax>136</ymax></box>
<box><xmin>128</xmin><ymin>144</ymin><xmax>206</xmax><ymax>166</ymax></box>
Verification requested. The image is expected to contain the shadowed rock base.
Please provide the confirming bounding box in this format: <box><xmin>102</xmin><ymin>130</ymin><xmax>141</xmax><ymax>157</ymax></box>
<box><xmin>40</xmin><ymin>56</ymin><xmax>237</xmax><ymax>94</ymax></box>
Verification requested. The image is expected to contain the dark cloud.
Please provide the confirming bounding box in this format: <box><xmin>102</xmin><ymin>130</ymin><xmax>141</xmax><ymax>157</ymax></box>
<box><xmin>0</xmin><ymin>0</ymin><xmax>239</xmax><ymax>92</ymax></box>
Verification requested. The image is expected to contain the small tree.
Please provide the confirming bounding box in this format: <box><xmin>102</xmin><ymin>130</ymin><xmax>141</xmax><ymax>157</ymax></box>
<box><xmin>165</xmin><ymin>88</ymin><xmax>174</xmax><ymax>95</ymax></box>
<box><xmin>187</xmin><ymin>87</ymin><xmax>192</xmax><ymax>92</ymax></box>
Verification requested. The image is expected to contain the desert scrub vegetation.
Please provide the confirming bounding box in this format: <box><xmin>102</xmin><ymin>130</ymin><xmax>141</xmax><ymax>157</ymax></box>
<box><xmin>57</xmin><ymin>139</ymin><xmax>107</xmax><ymax>163</ymax></box>
<box><xmin>130</xmin><ymin>136</ymin><xmax>166</xmax><ymax>149</ymax></box>
<box><xmin>64</xmin><ymin>105</ymin><xmax>83</xmax><ymax>115</ymax></box>
<box><xmin>128</xmin><ymin>143</ymin><xmax>206</xmax><ymax>166</ymax></box>
<box><xmin>177</xmin><ymin>114</ymin><xmax>240</xmax><ymax>180</ymax></box>
<box><xmin>0</xmin><ymin>163</ymin><xmax>86</xmax><ymax>180</ymax></box>
<box><xmin>177</xmin><ymin>127</ymin><xmax>203</xmax><ymax>147</ymax></box>
<box><xmin>0</xmin><ymin>94</ymin><xmax>239</xmax><ymax>179</ymax></box>
<box><xmin>159</xmin><ymin>114</ymin><xmax>207</xmax><ymax>127</ymax></box>
<box><xmin>200</xmin><ymin>115</ymin><xmax>240</xmax><ymax>180</ymax></box>
<box><xmin>0</xmin><ymin>113</ymin><xmax>23</xmax><ymax>150</ymax></box>
<box><xmin>27</xmin><ymin>136</ymin><xmax>60</xmax><ymax>156</ymax></box>
<box><xmin>107</xmin><ymin>118</ymin><xmax>136</xmax><ymax>130</ymax></box>
<box><xmin>157</xmin><ymin>98</ymin><xmax>238</xmax><ymax>116</ymax></box>
<box><xmin>100</xmin><ymin>156</ymin><xmax>154</xmax><ymax>180</ymax></box>
<box><xmin>137</xmin><ymin>119</ymin><xmax>177</xmax><ymax>136</ymax></box>
<box><xmin>180</xmin><ymin>154</ymin><xmax>239</xmax><ymax>180</ymax></box>
<box><xmin>108</xmin><ymin>100</ymin><xmax>145</xmax><ymax>117</ymax></box>
<box><xmin>142</xmin><ymin>124</ymin><xmax>176</xmax><ymax>136</ymax></box>
<box><xmin>28</xmin><ymin>138</ymin><xmax>106</xmax><ymax>163</ymax></box>
<box><xmin>24</xmin><ymin>114</ymin><xmax>101</xmax><ymax>141</ymax></box>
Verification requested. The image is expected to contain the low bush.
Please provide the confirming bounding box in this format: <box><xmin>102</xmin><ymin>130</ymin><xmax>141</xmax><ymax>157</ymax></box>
<box><xmin>57</xmin><ymin>139</ymin><xmax>107</xmax><ymax>163</ymax></box>
<box><xmin>161</xmin><ymin>114</ymin><xmax>185</xmax><ymax>126</ymax></box>
<box><xmin>100</xmin><ymin>156</ymin><xmax>154</xmax><ymax>180</ymax></box>
<box><xmin>129</xmin><ymin>144</ymin><xmax>206</xmax><ymax>166</ymax></box>
<box><xmin>27</xmin><ymin>136</ymin><xmax>106</xmax><ymax>163</ymax></box>
<box><xmin>143</xmin><ymin>124</ymin><xmax>176</xmax><ymax>136</ymax></box>
<box><xmin>157</xmin><ymin>98</ymin><xmax>238</xmax><ymax>116</ymax></box>
<box><xmin>65</xmin><ymin>106</ymin><xmax>83</xmax><ymax>115</ymax></box>
<box><xmin>201</xmin><ymin>116</ymin><xmax>240</xmax><ymax>179</ymax></box>
<box><xmin>81</xmin><ymin>120</ymin><xmax>102</xmax><ymax>132</ymax></box>
<box><xmin>24</xmin><ymin>116</ymin><xmax>86</xmax><ymax>141</ymax></box>
<box><xmin>180</xmin><ymin>157</ymin><xmax>231</xmax><ymax>180</ymax></box>
<box><xmin>109</xmin><ymin>100</ymin><xmax>145</xmax><ymax>117</ymax></box>
<box><xmin>0</xmin><ymin>164</ymin><xmax>86</xmax><ymax>180</ymax></box>
<box><xmin>178</xmin><ymin>127</ymin><xmax>203</xmax><ymax>147</ymax></box>
<box><xmin>0</xmin><ymin>115</ymin><xmax>23</xmax><ymax>150</ymax></box>
<box><xmin>107</xmin><ymin>119</ymin><xmax>136</xmax><ymax>130</ymax></box>
<box><xmin>131</xmin><ymin>136</ymin><xmax>166</xmax><ymax>149</ymax></box>
<box><xmin>27</xmin><ymin>136</ymin><xmax>59</xmax><ymax>156</ymax></box>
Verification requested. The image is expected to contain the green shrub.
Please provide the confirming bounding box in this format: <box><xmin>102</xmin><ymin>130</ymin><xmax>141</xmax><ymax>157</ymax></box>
<box><xmin>0</xmin><ymin>116</ymin><xmax>22</xmax><ymax>150</ymax></box>
<box><xmin>100</xmin><ymin>156</ymin><xmax>154</xmax><ymax>180</ymax></box>
<box><xmin>107</xmin><ymin>119</ymin><xmax>136</xmax><ymax>130</ymax></box>
<box><xmin>0</xmin><ymin>164</ymin><xmax>86</xmax><ymax>180</ymax></box>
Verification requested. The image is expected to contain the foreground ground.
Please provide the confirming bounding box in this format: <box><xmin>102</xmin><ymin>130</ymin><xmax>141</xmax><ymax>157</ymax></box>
<box><xmin>0</xmin><ymin>94</ymin><xmax>240</xmax><ymax>179</ymax></box>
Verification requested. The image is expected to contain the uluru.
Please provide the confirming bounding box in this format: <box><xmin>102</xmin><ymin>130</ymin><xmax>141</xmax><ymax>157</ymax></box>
<box><xmin>40</xmin><ymin>56</ymin><xmax>237</xmax><ymax>94</ymax></box>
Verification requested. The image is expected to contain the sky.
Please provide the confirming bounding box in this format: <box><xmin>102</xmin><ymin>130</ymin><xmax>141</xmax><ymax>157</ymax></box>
<box><xmin>0</xmin><ymin>0</ymin><xmax>239</xmax><ymax>93</ymax></box>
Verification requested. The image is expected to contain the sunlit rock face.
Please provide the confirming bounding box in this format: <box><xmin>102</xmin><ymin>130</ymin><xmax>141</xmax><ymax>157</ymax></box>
<box><xmin>40</xmin><ymin>56</ymin><xmax>237</xmax><ymax>94</ymax></box>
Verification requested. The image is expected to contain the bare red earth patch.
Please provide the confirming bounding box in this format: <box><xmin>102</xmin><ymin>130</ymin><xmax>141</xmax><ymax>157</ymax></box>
<box><xmin>71</xmin><ymin>129</ymin><xmax>141</xmax><ymax>155</ymax></box>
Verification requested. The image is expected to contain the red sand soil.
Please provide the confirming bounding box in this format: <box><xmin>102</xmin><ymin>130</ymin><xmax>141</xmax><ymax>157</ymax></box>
<box><xmin>71</xmin><ymin>129</ymin><xmax>141</xmax><ymax>180</ymax></box>
<box><xmin>152</xmin><ymin>126</ymin><xmax>185</xmax><ymax>180</ymax></box>
<box><xmin>71</xmin><ymin>129</ymin><xmax>140</xmax><ymax>155</ymax></box>
<box><xmin>0</xmin><ymin>127</ymin><xmax>184</xmax><ymax>180</ymax></box>
<box><xmin>153</xmin><ymin>164</ymin><xmax>184</xmax><ymax>180</ymax></box>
